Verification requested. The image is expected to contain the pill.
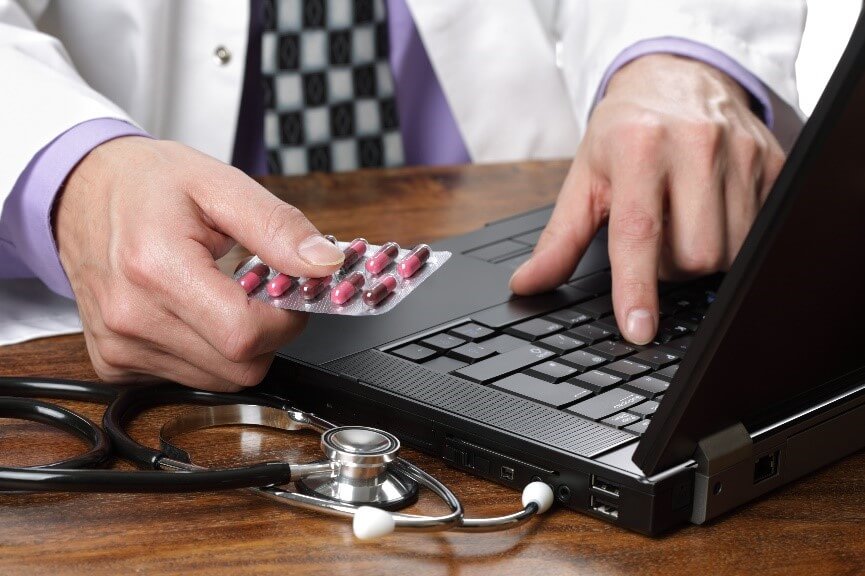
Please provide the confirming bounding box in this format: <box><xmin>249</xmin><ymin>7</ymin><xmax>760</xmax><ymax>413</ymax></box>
<box><xmin>340</xmin><ymin>238</ymin><xmax>369</xmax><ymax>272</ymax></box>
<box><xmin>330</xmin><ymin>271</ymin><xmax>365</xmax><ymax>305</ymax></box>
<box><xmin>300</xmin><ymin>276</ymin><xmax>332</xmax><ymax>301</ymax></box>
<box><xmin>396</xmin><ymin>244</ymin><xmax>431</xmax><ymax>279</ymax></box>
<box><xmin>363</xmin><ymin>274</ymin><xmax>398</xmax><ymax>307</ymax></box>
<box><xmin>266</xmin><ymin>273</ymin><xmax>294</xmax><ymax>298</ymax></box>
<box><xmin>238</xmin><ymin>263</ymin><xmax>270</xmax><ymax>293</ymax></box>
<box><xmin>365</xmin><ymin>242</ymin><xmax>401</xmax><ymax>275</ymax></box>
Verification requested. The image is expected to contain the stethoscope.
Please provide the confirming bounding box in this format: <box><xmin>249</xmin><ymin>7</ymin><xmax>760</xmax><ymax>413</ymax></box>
<box><xmin>0</xmin><ymin>377</ymin><xmax>554</xmax><ymax>540</ymax></box>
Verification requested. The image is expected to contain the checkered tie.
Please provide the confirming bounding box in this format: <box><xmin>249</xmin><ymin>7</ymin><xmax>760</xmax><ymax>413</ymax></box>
<box><xmin>262</xmin><ymin>0</ymin><xmax>405</xmax><ymax>175</ymax></box>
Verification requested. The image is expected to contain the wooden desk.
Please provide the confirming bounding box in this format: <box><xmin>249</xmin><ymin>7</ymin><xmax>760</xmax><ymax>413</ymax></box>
<box><xmin>1</xmin><ymin>161</ymin><xmax>863</xmax><ymax>576</ymax></box>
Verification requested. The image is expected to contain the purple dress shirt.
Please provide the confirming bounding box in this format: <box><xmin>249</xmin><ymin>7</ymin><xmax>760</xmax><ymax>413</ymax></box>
<box><xmin>0</xmin><ymin>0</ymin><xmax>773</xmax><ymax>298</ymax></box>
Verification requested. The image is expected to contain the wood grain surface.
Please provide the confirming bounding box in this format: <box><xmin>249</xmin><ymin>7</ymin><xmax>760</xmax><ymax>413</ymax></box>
<box><xmin>2</xmin><ymin>161</ymin><xmax>864</xmax><ymax>576</ymax></box>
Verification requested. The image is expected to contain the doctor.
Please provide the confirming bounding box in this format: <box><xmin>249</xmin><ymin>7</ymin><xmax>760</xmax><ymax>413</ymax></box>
<box><xmin>0</xmin><ymin>1</ymin><xmax>805</xmax><ymax>390</ymax></box>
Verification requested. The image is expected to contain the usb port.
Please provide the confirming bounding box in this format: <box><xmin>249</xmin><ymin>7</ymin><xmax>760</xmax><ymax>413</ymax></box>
<box><xmin>501</xmin><ymin>466</ymin><xmax>515</xmax><ymax>481</ymax></box>
<box><xmin>591</xmin><ymin>495</ymin><xmax>619</xmax><ymax>519</ymax></box>
<box><xmin>590</xmin><ymin>475</ymin><xmax>620</xmax><ymax>498</ymax></box>
<box><xmin>754</xmin><ymin>450</ymin><xmax>780</xmax><ymax>484</ymax></box>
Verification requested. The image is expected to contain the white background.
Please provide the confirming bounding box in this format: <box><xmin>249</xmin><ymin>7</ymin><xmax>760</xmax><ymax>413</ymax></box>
<box><xmin>797</xmin><ymin>0</ymin><xmax>861</xmax><ymax>115</ymax></box>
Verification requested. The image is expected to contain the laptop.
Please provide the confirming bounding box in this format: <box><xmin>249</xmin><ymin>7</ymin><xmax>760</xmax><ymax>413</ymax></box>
<box><xmin>265</xmin><ymin>14</ymin><xmax>865</xmax><ymax>534</ymax></box>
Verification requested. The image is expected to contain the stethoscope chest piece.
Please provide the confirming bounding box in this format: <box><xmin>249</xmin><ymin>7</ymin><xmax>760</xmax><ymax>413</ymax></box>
<box><xmin>297</xmin><ymin>426</ymin><xmax>418</xmax><ymax>509</ymax></box>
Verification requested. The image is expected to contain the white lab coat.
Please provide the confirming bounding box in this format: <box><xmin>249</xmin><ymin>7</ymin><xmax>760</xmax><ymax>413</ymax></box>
<box><xmin>0</xmin><ymin>0</ymin><xmax>806</xmax><ymax>209</ymax></box>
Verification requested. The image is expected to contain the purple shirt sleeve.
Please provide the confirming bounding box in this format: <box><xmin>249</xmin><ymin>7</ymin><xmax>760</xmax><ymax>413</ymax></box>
<box><xmin>594</xmin><ymin>37</ymin><xmax>775</xmax><ymax>128</ymax></box>
<box><xmin>0</xmin><ymin>119</ymin><xmax>149</xmax><ymax>298</ymax></box>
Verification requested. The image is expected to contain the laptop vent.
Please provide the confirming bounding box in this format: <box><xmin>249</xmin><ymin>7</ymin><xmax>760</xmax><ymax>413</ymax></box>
<box><xmin>324</xmin><ymin>350</ymin><xmax>635</xmax><ymax>458</ymax></box>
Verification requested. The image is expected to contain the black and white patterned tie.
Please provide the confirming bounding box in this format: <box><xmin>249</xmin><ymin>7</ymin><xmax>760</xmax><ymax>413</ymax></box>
<box><xmin>262</xmin><ymin>0</ymin><xmax>405</xmax><ymax>175</ymax></box>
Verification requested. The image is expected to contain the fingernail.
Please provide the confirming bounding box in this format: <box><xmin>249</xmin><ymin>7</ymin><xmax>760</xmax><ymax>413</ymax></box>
<box><xmin>297</xmin><ymin>235</ymin><xmax>345</xmax><ymax>267</ymax></box>
<box><xmin>626</xmin><ymin>309</ymin><xmax>656</xmax><ymax>345</ymax></box>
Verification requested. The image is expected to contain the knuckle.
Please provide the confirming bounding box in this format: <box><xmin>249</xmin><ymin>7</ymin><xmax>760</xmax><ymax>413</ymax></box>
<box><xmin>95</xmin><ymin>340</ymin><xmax>133</xmax><ymax>374</ymax></box>
<box><xmin>263</xmin><ymin>202</ymin><xmax>306</xmax><ymax>244</ymax></box>
<box><xmin>687</xmin><ymin>119</ymin><xmax>726</xmax><ymax>162</ymax></box>
<box><xmin>118</xmin><ymin>243</ymin><xmax>160</xmax><ymax>289</ymax></box>
<box><xmin>220</xmin><ymin>323</ymin><xmax>264</xmax><ymax>364</ymax></box>
<box><xmin>612</xmin><ymin>208</ymin><xmax>662</xmax><ymax>244</ymax></box>
<box><xmin>678</xmin><ymin>245</ymin><xmax>724</xmax><ymax>275</ymax></box>
<box><xmin>233</xmin><ymin>357</ymin><xmax>273</xmax><ymax>389</ymax></box>
<box><xmin>100</xmin><ymin>297</ymin><xmax>140</xmax><ymax>339</ymax></box>
<box><xmin>622</xmin><ymin>113</ymin><xmax>667</xmax><ymax>160</ymax></box>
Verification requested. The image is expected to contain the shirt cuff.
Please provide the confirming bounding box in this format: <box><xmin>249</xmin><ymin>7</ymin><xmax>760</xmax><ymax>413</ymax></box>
<box><xmin>0</xmin><ymin>119</ymin><xmax>150</xmax><ymax>298</ymax></box>
<box><xmin>592</xmin><ymin>37</ymin><xmax>775</xmax><ymax>129</ymax></box>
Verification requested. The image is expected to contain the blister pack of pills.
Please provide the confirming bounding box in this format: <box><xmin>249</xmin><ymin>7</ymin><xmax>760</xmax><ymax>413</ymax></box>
<box><xmin>233</xmin><ymin>238</ymin><xmax>451</xmax><ymax>316</ymax></box>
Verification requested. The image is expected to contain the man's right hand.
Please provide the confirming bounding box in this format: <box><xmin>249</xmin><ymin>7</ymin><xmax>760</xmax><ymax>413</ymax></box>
<box><xmin>55</xmin><ymin>137</ymin><xmax>345</xmax><ymax>391</ymax></box>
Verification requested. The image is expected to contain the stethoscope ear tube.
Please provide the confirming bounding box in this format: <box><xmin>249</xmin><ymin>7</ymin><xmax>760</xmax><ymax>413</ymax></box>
<box><xmin>0</xmin><ymin>397</ymin><xmax>111</xmax><ymax>469</ymax></box>
<box><xmin>0</xmin><ymin>462</ymin><xmax>294</xmax><ymax>493</ymax></box>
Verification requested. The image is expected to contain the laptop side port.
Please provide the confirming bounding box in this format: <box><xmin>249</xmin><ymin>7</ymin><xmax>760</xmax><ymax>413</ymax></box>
<box><xmin>590</xmin><ymin>474</ymin><xmax>620</xmax><ymax>498</ymax></box>
<box><xmin>590</xmin><ymin>495</ymin><xmax>619</xmax><ymax>520</ymax></box>
<box><xmin>753</xmin><ymin>450</ymin><xmax>780</xmax><ymax>484</ymax></box>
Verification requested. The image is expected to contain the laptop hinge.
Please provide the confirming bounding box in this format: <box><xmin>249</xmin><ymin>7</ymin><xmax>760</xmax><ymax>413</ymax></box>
<box><xmin>694</xmin><ymin>422</ymin><xmax>751</xmax><ymax>476</ymax></box>
<box><xmin>690</xmin><ymin>422</ymin><xmax>753</xmax><ymax>524</ymax></box>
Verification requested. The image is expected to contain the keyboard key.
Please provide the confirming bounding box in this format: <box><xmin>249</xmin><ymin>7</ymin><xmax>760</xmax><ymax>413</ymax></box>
<box><xmin>674</xmin><ymin>310</ymin><xmax>704</xmax><ymax>330</ymax></box>
<box><xmin>391</xmin><ymin>344</ymin><xmax>437</xmax><ymax>362</ymax></box>
<box><xmin>497</xmin><ymin>252</ymin><xmax>533</xmax><ymax>270</ymax></box>
<box><xmin>567</xmin><ymin>389</ymin><xmax>646</xmax><ymax>421</ymax></box>
<box><xmin>654</xmin><ymin>364</ymin><xmax>679</xmax><ymax>382</ymax></box>
<box><xmin>537</xmin><ymin>333</ymin><xmax>585</xmax><ymax>354</ymax></box>
<box><xmin>602</xmin><ymin>412</ymin><xmax>641</xmax><ymax>429</ymax></box>
<box><xmin>472</xmin><ymin>286</ymin><xmax>593</xmax><ymax>329</ymax></box>
<box><xmin>448</xmin><ymin>323</ymin><xmax>495</xmax><ymax>342</ymax></box>
<box><xmin>422</xmin><ymin>356</ymin><xmax>468</xmax><ymax>374</ymax></box>
<box><xmin>544</xmin><ymin>309</ymin><xmax>592</xmax><ymax>329</ymax></box>
<box><xmin>567</xmin><ymin>324</ymin><xmax>615</xmax><ymax>345</ymax></box>
<box><xmin>628</xmin><ymin>400</ymin><xmax>659</xmax><ymax>418</ymax></box>
<box><xmin>570</xmin><ymin>370</ymin><xmax>623</xmax><ymax>393</ymax></box>
<box><xmin>454</xmin><ymin>345</ymin><xmax>555</xmax><ymax>384</ymax></box>
<box><xmin>655</xmin><ymin>318</ymin><xmax>692</xmax><ymax>343</ymax></box>
<box><xmin>665</xmin><ymin>336</ymin><xmax>693</xmax><ymax>353</ymax></box>
<box><xmin>483</xmin><ymin>334</ymin><xmax>530</xmax><ymax>354</ymax></box>
<box><xmin>574</xmin><ymin>294</ymin><xmax>613</xmax><ymax>319</ymax></box>
<box><xmin>449</xmin><ymin>342</ymin><xmax>497</xmax><ymax>363</ymax></box>
<box><xmin>624</xmin><ymin>419</ymin><xmax>651</xmax><ymax>435</ymax></box>
<box><xmin>558</xmin><ymin>350</ymin><xmax>607</xmax><ymax>372</ymax></box>
<box><xmin>591</xmin><ymin>318</ymin><xmax>622</xmax><ymax>338</ymax></box>
<box><xmin>630</xmin><ymin>348</ymin><xmax>680</xmax><ymax>370</ymax></box>
<box><xmin>525</xmin><ymin>360</ymin><xmax>579</xmax><ymax>383</ymax></box>
<box><xmin>585</xmin><ymin>340</ymin><xmax>636</xmax><ymax>361</ymax></box>
<box><xmin>623</xmin><ymin>375</ymin><xmax>669</xmax><ymax>397</ymax></box>
<box><xmin>505</xmin><ymin>318</ymin><xmax>564</xmax><ymax>341</ymax></box>
<box><xmin>600</xmin><ymin>359</ymin><xmax>651</xmax><ymax>381</ymax></box>
<box><xmin>492</xmin><ymin>374</ymin><xmax>591</xmax><ymax>408</ymax></box>
<box><xmin>421</xmin><ymin>333</ymin><xmax>466</xmax><ymax>352</ymax></box>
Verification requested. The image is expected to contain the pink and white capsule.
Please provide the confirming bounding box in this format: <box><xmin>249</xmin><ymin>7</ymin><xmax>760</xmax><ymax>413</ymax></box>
<box><xmin>396</xmin><ymin>244</ymin><xmax>431</xmax><ymax>278</ymax></box>
<box><xmin>330</xmin><ymin>271</ymin><xmax>365</xmax><ymax>305</ymax></box>
<box><xmin>266</xmin><ymin>273</ymin><xmax>294</xmax><ymax>298</ymax></box>
<box><xmin>365</xmin><ymin>242</ymin><xmax>400</xmax><ymax>275</ymax></box>
<box><xmin>238</xmin><ymin>263</ymin><xmax>270</xmax><ymax>293</ymax></box>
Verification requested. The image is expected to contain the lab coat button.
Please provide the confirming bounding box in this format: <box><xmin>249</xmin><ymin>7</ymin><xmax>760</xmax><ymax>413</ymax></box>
<box><xmin>214</xmin><ymin>45</ymin><xmax>232</xmax><ymax>65</ymax></box>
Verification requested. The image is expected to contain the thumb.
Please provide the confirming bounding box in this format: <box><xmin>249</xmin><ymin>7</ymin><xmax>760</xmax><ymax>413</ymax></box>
<box><xmin>195</xmin><ymin>178</ymin><xmax>344</xmax><ymax>278</ymax></box>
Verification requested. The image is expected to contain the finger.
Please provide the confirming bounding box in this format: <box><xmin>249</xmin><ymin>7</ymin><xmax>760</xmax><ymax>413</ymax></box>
<box><xmin>135</xmin><ymin>238</ymin><xmax>310</xmax><ymax>363</ymax></box>
<box><xmin>724</xmin><ymin>126</ymin><xmax>765</xmax><ymax>266</ymax></box>
<box><xmin>662</xmin><ymin>138</ymin><xmax>727</xmax><ymax>280</ymax></box>
<box><xmin>608</xmin><ymin>165</ymin><xmax>665</xmax><ymax>345</ymax></box>
<box><xmin>192</xmin><ymin>170</ymin><xmax>344</xmax><ymax>278</ymax></box>
<box><xmin>509</xmin><ymin>157</ymin><xmax>602</xmax><ymax>295</ymax></box>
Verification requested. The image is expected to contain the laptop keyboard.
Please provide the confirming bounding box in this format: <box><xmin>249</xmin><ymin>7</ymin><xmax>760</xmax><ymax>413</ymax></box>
<box><xmin>386</xmin><ymin>270</ymin><xmax>719</xmax><ymax>438</ymax></box>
